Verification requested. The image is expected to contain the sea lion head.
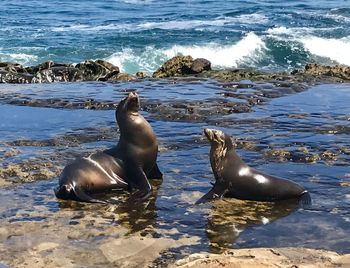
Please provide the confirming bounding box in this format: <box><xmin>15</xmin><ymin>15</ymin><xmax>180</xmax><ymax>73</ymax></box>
<box><xmin>204</xmin><ymin>128</ymin><xmax>234</xmax><ymax>166</ymax></box>
<box><xmin>54</xmin><ymin>183</ymin><xmax>75</xmax><ymax>200</ymax></box>
<box><xmin>116</xmin><ymin>92</ymin><xmax>140</xmax><ymax>119</ymax></box>
<box><xmin>204</xmin><ymin>128</ymin><xmax>234</xmax><ymax>149</ymax></box>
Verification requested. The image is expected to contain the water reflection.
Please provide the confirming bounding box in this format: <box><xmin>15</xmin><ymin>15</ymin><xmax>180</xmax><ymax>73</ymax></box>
<box><xmin>206</xmin><ymin>198</ymin><xmax>299</xmax><ymax>253</ymax></box>
<box><xmin>56</xmin><ymin>180</ymin><xmax>162</xmax><ymax>234</ymax></box>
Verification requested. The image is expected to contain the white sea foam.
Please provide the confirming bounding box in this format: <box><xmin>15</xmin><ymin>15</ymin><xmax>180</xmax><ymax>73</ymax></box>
<box><xmin>52</xmin><ymin>24</ymin><xmax>128</xmax><ymax>32</ymax></box>
<box><xmin>139</xmin><ymin>14</ymin><xmax>268</xmax><ymax>30</ymax></box>
<box><xmin>163</xmin><ymin>32</ymin><xmax>266</xmax><ymax>68</ymax></box>
<box><xmin>234</xmin><ymin>13</ymin><xmax>268</xmax><ymax>25</ymax></box>
<box><xmin>0</xmin><ymin>53</ymin><xmax>38</xmax><ymax>65</ymax></box>
<box><xmin>120</xmin><ymin>0</ymin><xmax>154</xmax><ymax>4</ymax></box>
<box><xmin>322</xmin><ymin>12</ymin><xmax>350</xmax><ymax>23</ymax></box>
<box><xmin>105</xmin><ymin>32</ymin><xmax>267</xmax><ymax>73</ymax></box>
<box><xmin>105</xmin><ymin>46</ymin><xmax>168</xmax><ymax>73</ymax></box>
<box><xmin>301</xmin><ymin>36</ymin><xmax>350</xmax><ymax>65</ymax></box>
<box><xmin>266</xmin><ymin>26</ymin><xmax>339</xmax><ymax>38</ymax></box>
<box><xmin>266</xmin><ymin>26</ymin><xmax>350</xmax><ymax>66</ymax></box>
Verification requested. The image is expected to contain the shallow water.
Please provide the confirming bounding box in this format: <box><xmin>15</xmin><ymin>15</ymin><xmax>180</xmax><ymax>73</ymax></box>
<box><xmin>0</xmin><ymin>80</ymin><xmax>350</xmax><ymax>266</ymax></box>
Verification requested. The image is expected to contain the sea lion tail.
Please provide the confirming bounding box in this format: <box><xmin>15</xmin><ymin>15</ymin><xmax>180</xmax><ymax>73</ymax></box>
<box><xmin>299</xmin><ymin>190</ymin><xmax>312</xmax><ymax>208</ymax></box>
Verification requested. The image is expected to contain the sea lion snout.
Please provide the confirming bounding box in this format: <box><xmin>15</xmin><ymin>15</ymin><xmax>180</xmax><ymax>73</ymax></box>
<box><xmin>126</xmin><ymin>92</ymin><xmax>140</xmax><ymax>111</ymax></box>
<box><xmin>203</xmin><ymin>128</ymin><xmax>214</xmax><ymax>140</ymax></box>
<box><xmin>117</xmin><ymin>92</ymin><xmax>140</xmax><ymax>116</ymax></box>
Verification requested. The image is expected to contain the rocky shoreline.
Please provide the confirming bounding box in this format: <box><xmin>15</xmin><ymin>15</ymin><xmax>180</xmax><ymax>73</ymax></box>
<box><xmin>1</xmin><ymin>55</ymin><xmax>350</xmax><ymax>84</ymax></box>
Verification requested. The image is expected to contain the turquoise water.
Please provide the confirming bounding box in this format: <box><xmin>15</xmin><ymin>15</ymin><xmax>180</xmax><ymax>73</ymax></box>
<box><xmin>1</xmin><ymin>1</ymin><xmax>350</xmax><ymax>73</ymax></box>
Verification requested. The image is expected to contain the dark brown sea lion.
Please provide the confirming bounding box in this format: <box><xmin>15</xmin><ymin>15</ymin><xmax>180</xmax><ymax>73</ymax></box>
<box><xmin>55</xmin><ymin>92</ymin><xmax>162</xmax><ymax>203</ymax></box>
<box><xmin>196</xmin><ymin>128</ymin><xmax>310</xmax><ymax>204</ymax></box>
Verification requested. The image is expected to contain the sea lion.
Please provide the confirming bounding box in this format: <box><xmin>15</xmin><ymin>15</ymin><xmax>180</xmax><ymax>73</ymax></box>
<box><xmin>55</xmin><ymin>92</ymin><xmax>162</xmax><ymax>203</ymax></box>
<box><xmin>196</xmin><ymin>128</ymin><xmax>310</xmax><ymax>204</ymax></box>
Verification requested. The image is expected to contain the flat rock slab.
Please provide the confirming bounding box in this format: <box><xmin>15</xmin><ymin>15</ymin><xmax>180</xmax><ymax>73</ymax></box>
<box><xmin>100</xmin><ymin>235</ymin><xmax>200</xmax><ymax>268</ymax></box>
<box><xmin>171</xmin><ymin>248</ymin><xmax>350</xmax><ymax>268</ymax></box>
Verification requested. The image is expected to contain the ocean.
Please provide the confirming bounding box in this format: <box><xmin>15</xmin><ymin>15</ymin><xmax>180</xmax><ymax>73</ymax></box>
<box><xmin>1</xmin><ymin>0</ymin><xmax>350</xmax><ymax>73</ymax></box>
<box><xmin>1</xmin><ymin>1</ymin><xmax>350</xmax><ymax>266</ymax></box>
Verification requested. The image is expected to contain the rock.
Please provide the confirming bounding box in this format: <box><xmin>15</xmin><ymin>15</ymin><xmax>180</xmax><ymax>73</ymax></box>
<box><xmin>0</xmin><ymin>62</ymin><xmax>27</xmax><ymax>73</ymax></box>
<box><xmin>171</xmin><ymin>248</ymin><xmax>350</xmax><ymax>268</ymax></box>
<box><xmin>95</xmin><ymin>59</ymin><xmax>119</xmax><ymax>73</ymax></box>
<box><xmin>100</xmin><ymin>235</ymin><xmax>200</xmax><ymax>268</ymax></box>
<box><xmin>135</xmin><ymin>71</ymin><xmax>146</xmax><ymax>78</ymax></box>
<box><xmin>190</xmin><ymin>58</ymin><xmax>211</xmax><ymax>73</ymax></box>
<box><xmin>292</xmin><ymin>63</ymin><xmax>350</xmax><ymax>80</ymax></box>
<box><xmin>0</xmin><ymin>71</ymin><xmax>35</xmax><ymax>83</ymax></box>
<box><xmin>26</xmin><ymin>61</ymin><xmax>74</xmax><ymax>75</ymax></box>
<box><xmin>0</xmin><ymin>62</ymin><xmax>33</xmax><ymax>83</ymax></box>
<box><xmin>153</xmin><ymin>55</ymin><xmax>194</xmax><ymax>78</ymax></box>
<box><xmin>197</xmin><ymin>69</ymin><xmax>269</xmax><ymax>81</ymax></box>
<box><xmin>34</xmin><ymin>242</ymin><xmax>59</xmax><ymax>252</ymax></box>
<box><xmin>153</xmin><ymin>56</ymin><xmax>212</xmax><ymax>77</ymax></box>
<box><xmin>75</xmin><ymin>60</ymin><xmax>119</xmax><ymax>81</ymax></box>
<box><xmin>106</xmin><ymin>72</ymin><xmax>136</xmax><ymax>81</ymax></box>
<box><xmin>35</xmin><ymin>66</ymin><xmax>83</xmax><ymax>83</ymax></box>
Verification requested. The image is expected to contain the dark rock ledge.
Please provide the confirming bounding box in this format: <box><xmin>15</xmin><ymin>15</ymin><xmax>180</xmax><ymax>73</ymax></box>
<box><xmin>1</xmin><ymin>56</ymin><xmax>350</xmax><ymax>84</ymax></box>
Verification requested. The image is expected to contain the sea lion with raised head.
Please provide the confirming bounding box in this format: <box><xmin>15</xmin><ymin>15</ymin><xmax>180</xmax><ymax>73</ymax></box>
<box><xmin>196</xmin><ymin>128</ymin><xmax>310</xmax><ymax>204</ymax></box>
<box><xmin>55</xmin><ymin>92</ymin><xmax>162</xmax><ymax>203</ymax></box>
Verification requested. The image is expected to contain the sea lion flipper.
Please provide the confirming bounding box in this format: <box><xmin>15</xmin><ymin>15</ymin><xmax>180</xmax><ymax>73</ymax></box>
<box><xmin>125</xmin><ymin>161</ymin><xmax>152</xmax><ymax>193</ymax></box>
<box><xmin>195</xmin><ymin>183</ymin><xmax>227</xmax><ymax>204</ymax></box>
<box><xmin>73</xmin><ymin>187</ymin><xmax>107</xmax><ymax>204</ymax></box>
<box><xmin>299</xmin><ymin>191</ymin><xmax>312</xmax><ymax>208</ymax></box>
<box><xmin>147</xmin><ymin>163</ymin><xmax>163</xmax><ymax>180</ymax></box>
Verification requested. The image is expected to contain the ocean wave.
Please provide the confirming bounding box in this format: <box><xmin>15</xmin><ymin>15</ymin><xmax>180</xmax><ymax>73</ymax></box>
<box><xmin>266</xmin><ymin>26</ymin><xmax>350</xmax><ymax>66</ymax></box>
<box><xmin>301</xmin><ymin>36</ymin><xmax>350</xmax><ymax>65</ymax></box>
<box><xmin>106</xmin><ymin>46</ymin><xmax>168</xmax><ymax>74</ymax></box>
<box><xmin>163</xmin><ymin>32</ymin><xmax>266</xmax><ymax>68</ymax></box>
<box><xmin>105</xmin><ymin>32</ymin><xmax>267</xmax><ymax>73</ymax></box>
<box><xmin>52</xmin><ymin>13</ymin><xmax>268</xmax><ymax>33</ymax></box>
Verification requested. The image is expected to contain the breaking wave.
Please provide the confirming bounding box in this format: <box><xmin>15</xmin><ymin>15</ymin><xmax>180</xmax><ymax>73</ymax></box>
<box><xmin>105</xmin><ymin>32</ymin><xmax>267</xmax><ymax>73</ymax></box>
